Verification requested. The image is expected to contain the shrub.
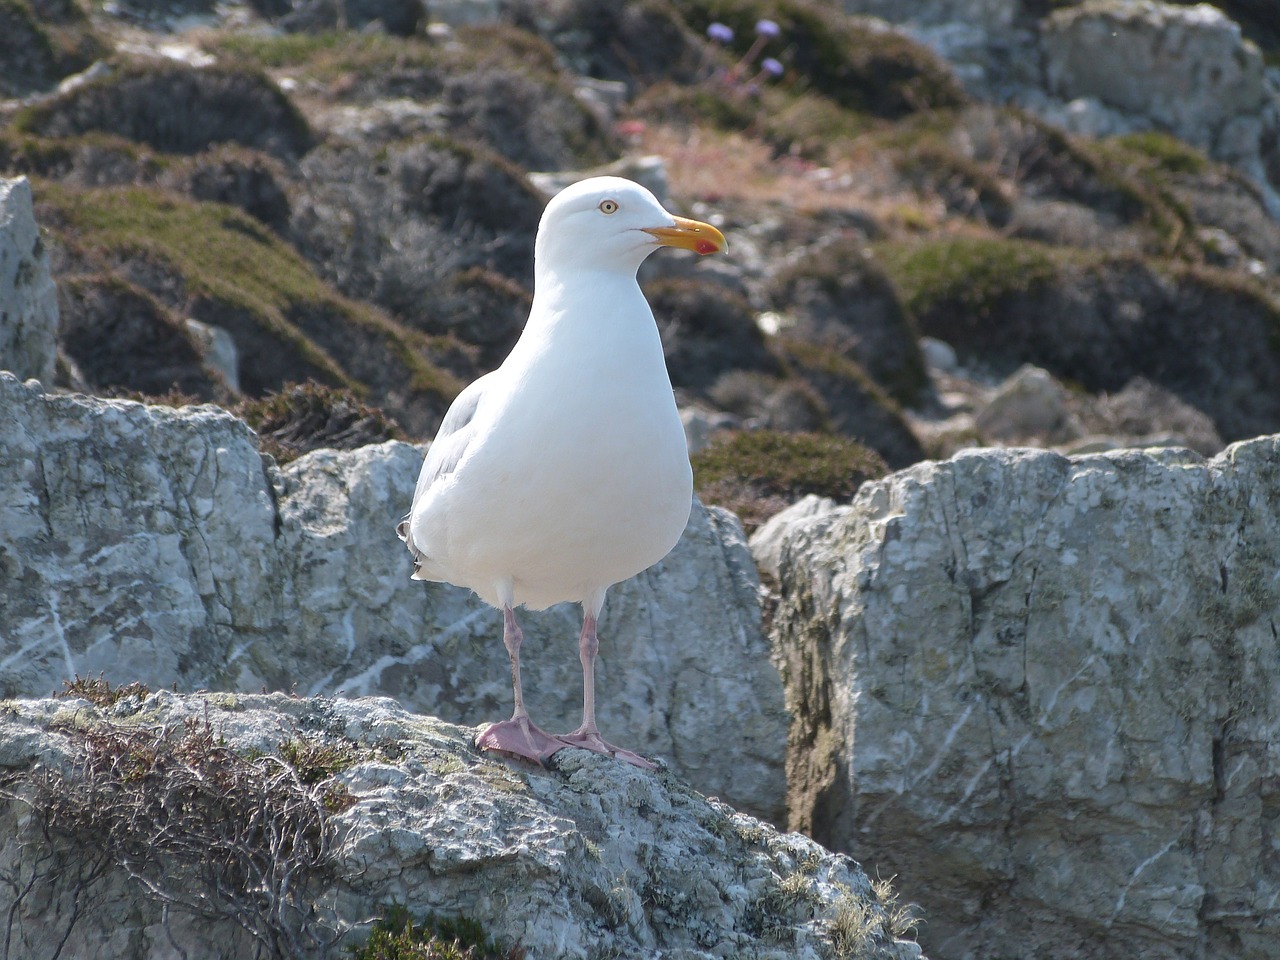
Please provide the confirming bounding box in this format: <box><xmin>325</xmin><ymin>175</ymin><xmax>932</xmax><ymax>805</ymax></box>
<box><xmin>234</xmin><ymin>381</ymin><xmax>405</xmax><ymax>464</ymax></box>
<box><xmin>348</xmin><ymin>905</ymin><xmax>525</xmax><ymax>960</ymax></box>
<box><xmin>669</xmin><ymin>0</ymin><xmax>967</xmax><ymax>118</ymax></box>
<box><xmin>692</xmin><ymin>429</ymin><xmax>886</xmax><ymax>530</ymax></box>
<box><xmin>17</xmin><ymin>717</ymin><xmax>351</xmax><ymax>958</ymax></box>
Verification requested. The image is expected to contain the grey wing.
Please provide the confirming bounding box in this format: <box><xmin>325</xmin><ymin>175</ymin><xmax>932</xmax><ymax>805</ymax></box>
<box><xmin>396</xmin><ymin>371</ymin><xmax>495</xmax><ymax>554</ymax></box>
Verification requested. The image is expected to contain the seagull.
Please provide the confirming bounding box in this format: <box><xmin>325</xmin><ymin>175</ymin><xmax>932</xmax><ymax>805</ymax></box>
<box><xmin>398</xmin><ymin>176</ymin><xmax>726</xmax><ymax>769</ymax></box>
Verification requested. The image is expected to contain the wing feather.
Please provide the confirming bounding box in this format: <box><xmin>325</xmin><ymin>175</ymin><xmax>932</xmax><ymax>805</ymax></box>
<box><xmin>396</xmin><ymin>372</ymin><xmax>495</xmax><ymax>568</ymax></box>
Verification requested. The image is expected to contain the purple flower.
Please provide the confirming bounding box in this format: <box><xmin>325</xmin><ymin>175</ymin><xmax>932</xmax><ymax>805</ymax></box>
<box><xmin>761</xmin><ymin>57</ymin><xmax>783</xmax><ymax>77</ymax></box>
<box><xmin>755</xmin><ymin>18</ymin><xmax>780</xmax><ymax>39</ymax></box>
<box><xmin>707</xmin><ymin>22</ymin><xmax>734</xmax><ymax>43</ymax></box>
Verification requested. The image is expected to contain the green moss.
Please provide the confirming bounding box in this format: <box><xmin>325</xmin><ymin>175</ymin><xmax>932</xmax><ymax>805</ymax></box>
<box><xmin>1111</xmin><ymin>131</ymin><xmax>1210</xmax><ymax>176</ymax></box>
<box><xmin>635</xmin><ymin>80</ymin><xmax>759</xmax><ymax>133</ymax></box>
<box><xmin>761</xmin><ymin>89</ymin><xmax>873</xmax><ymax>156</ymax></box>
<box><xmin>36</xmin><ymin>181</ymin><xmax>460</xmax><ymax>407</ymax></box>
<box><xmin>38</xmin><ymin>182</ymin><xmax>352</xmax><ymax>379</ymax></box>
<box><xmin>875</xmin><ymin>235</ymin><xmax>1068</xmax><ymax>320</ymax></box>
<box><xmin>0</xmin><ymin>0</ymin><xmax>103</xmax><ymax>97</ymax></box>
<box><xmin>278</xmin><ymin>736</ymin><xmax>360</xmax><ymax>786</ymax></box>
<box><xmin>211</xmin><ymin>29</ymin><xmax>390</xmax><ymax>72</ymax></box>
<box><xmin>348</xmin><ymin>904</ymin><xmax>525</xmax><ymax>960</ymax></box>
<box><xmin>692</xmin><ymin>429</ymin><xmax>886</xmax><ymax>529</ymax></box>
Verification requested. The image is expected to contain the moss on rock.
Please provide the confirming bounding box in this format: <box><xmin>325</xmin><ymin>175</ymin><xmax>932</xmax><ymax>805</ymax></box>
<box><xmin>37</xmin><ymin>182</ymin><xmax>460</xmax><ymax>434</ymax></box>
<box><xmin>15</xmin><ymin>58</ymin><xmax>313</xmax><ymax>161</ymax></box>
<box><xmin>0</xmin><ymin>0</ymin><xmax>103</xmax><ymax>98</ymax></box>
<box><xmin>692</xmin><ymin>428</ymin><xmax>886</xmax><ymax>530</ymax></box>
<box><xmin>768</xmin><ymin>238</ymin><xmax>928</xmax><ymax>407</ymax></box>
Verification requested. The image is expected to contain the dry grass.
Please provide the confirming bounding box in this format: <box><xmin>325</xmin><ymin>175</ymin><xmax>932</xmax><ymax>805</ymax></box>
<box><xmin>639</xmin><ymin>123</ymin><xmax>938</xmax><ymax>226</ymax></box>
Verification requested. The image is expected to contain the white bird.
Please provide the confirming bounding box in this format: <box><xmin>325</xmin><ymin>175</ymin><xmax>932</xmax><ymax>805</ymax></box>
<box><xmin>398</xmin><ymin>176</ymin><xmax>726</xmax><ymax>769</ymax></box>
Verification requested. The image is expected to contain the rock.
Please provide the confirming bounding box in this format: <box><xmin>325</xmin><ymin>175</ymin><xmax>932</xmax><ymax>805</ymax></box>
<box><xmin>20</xmin><ymin>59</ymin><xmax>314</xmax><ymax>161</ymax></box>
<box><xmin>56</xmin><ymin>275</ymin><xmax>224</xmax><ymax>401</ymax></box>
<box><xmin>903</xmin><ymin>243</ymin><xmax>1280</xmax><ymax>445</ymax></box>
<box><xmin>919</xmin><ymin>336</ymin><xmax>958</xmax><ymax>375</ymax></box>
<box><xmin>647</xmin><ymin>277</ymin><xmax>782</xmax><ymax>397</ymax></box>
<box><xmin>1070</xmin><ymin>376</ymin><xmax>1224</xmax><ymax>456</ymax></box>
<box><xmin>771</xmin><ymin>438</ymin><xmax>1280</xmax><ymax>959</ymax></box>
<box><xmin>681</xmin><ymin>404</ymin><xmax>739</xmax><ymax>455</ymax></box>
<box><xmin>0</xmin><ymin>691</ymin><xmax>924</xmax><ymax>960</ymax></box>
<box><xmin>766</xmin><ymin>238</ymin><xmax>929</xmax><ymax>407</ymax></box>
<box><xmin>1042</xmin><ymin>0</ymin><xmax>1280</xmax><ymax>214</ymax></box>
<box><xmin>528</xmin><ymin>154</ymin><xmax>672</xmax><ymax>204</ymax></box>
<box><xmin>974</xmin><ymin>363</ymin><xmax>1083</xmax><ymax>445</ymax></box>
<box><xmin>839</xmin><ymin>0</ymin><xmax>1030</xmax><ymax>99</ymax></box>
<box><xmin>185</xmin><ymin>318</ymin><xmax>240</xmax><ymax>392</ymax></box>
<box><xmin>428</xmin><ymin>0</ymin><xmax>503</xmax><ymax>27</ymax></box>
<box><xmin>0</xmin><ymin>178</ymin><xmax>59</xmax><ymax>387</ymax></box>
<box><xmin>0</xmin><ymin>375</ymin><xmax>787</xmax><ymax>820</ymax></box>
<box><xmin>748</xmin><ymin>494</ymin><xmax>845</xmax><ymax>583</ymax></box>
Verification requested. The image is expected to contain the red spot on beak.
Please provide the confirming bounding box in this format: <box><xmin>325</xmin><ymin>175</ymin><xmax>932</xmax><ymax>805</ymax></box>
<box><xmin>695</xmin><ymin>239</ymin><xmax>717</xmax><ymax>255</ymax></box>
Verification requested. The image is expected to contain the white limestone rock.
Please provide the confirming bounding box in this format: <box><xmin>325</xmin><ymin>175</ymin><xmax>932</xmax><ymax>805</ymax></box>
<box><xmin>749</xmin><ymin>494</ymin><xmax>847</xmax><ymax>583</ymax></box>
<box><xmin>0</xmin><ymin>177</ymin><xmax>58</xmax><ymax>386</ymax></box>
<box><xmin>0</xmin><ymin>374</ymin><xmax>787</xmax><ymax>820</ymax></box>
<box><xmin>0</xmin><ymin>692</ymin><xmax>924</xmax><ymax>960</ymax></box>
<box><xmin>771</xmin><ymin>439</ymin><xmax>1280</xmax><ymax>959</ymax></box>
<box><xmin>974</xmin><ymin>364</ymin><xmax>1083</xmax><ymax>445</ymax></box>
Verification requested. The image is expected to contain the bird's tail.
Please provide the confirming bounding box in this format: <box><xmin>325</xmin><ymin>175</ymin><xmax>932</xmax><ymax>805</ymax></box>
<box><xmin>396</xmin><ymin>514</ymin><xmax>430</xmax><ymax>580</ymax></box>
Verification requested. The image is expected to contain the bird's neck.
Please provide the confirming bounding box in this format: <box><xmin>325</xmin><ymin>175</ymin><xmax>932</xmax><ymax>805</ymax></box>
<box><xmin>525</xmin><ymin>269</ymin><xmax>647</xmax><ymax>340</ymax></box>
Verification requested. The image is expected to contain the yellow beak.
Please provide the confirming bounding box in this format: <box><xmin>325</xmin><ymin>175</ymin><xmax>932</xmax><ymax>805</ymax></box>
<box><xmin>643</xmin><ymin>216</ymin><xmax>727</xmax><ymax>256</ymax></box>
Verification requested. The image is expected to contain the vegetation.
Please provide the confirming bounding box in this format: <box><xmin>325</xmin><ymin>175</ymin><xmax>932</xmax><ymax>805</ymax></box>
<box><xmin>669</xmin><ymin>0</ymin><xmax>967</xmax><ymax>117</ymax></box>
<box><xmin>875</xmin><ymin>235</ymin><xmax>1067</xmax><ymax>321</ymax></box>
<box><xmin>17</xmin><ymin>715</ymin><xmax>353</xmax><ymax>958</ymax></box>
<box><xmin>13</xmin><ymin>58</ymin><xmax>313</xmax><ymax>160</ymax></box>
<box><xmin>347</xmin><ymin>905</ymin><xmax>525</xmax><ymax>960</ymax></box>
<box><xmin>60</xmin><ymin>675</ymin><xmax>152</xmax><ymax>708</ymax></box>
<box><xmin>692</xmin><ymin>429</ymin><xmax>887</xmax><ymax>530</ymax></box>
<box><xmin>0</xmin><ymin>0</ymin><xmax>103</xmax><ymax>98</ymax></box>
<box><xmin>235</xmin><ymin>381</ymin><xmax>406</xmax><ymax>464</ymax></box>
<box><xmin>35</xmin><ymin>182</ymin><xmax>460</xmax><ymax>420</ymax></box>
<box><xmin>1111</xmin><ymin>130</ymin><xmax>1211</xmax><ymax>176</ymax></box>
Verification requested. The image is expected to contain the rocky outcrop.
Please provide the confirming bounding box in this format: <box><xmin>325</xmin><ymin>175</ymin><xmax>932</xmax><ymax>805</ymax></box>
<box><xmin>1040</xmin><ymin>0</ymin><xmax>1280</xmax><ymax>213</ymax></box>
<box><xmin>0</xmin><ymin>375</ymin><xmax>787</xmax><ymax>821</ymax></box>
<box><xmin>766</xmin><ymin>439</ymin><xmax>1280</xmax><ymax>960</ymax></box>
<box><xmin>0</xmin><ymin>178</ymin><xmax>58</xmax><ymax>386</ymax></box>
<box><xmin>843</xmin><ymin>0</ymin><xmax>1280</xmax><ymax>216</ymax></box>
<box><xmin>0</xmin><ymin>691</ymin><xmax>924</xmax><ymax>960</ymax></box>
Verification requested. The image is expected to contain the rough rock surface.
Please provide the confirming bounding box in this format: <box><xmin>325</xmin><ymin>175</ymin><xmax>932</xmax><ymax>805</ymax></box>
<box><xmin>769</xmin><ymin>439</ymin><xmax>1280</xmax><ymax>960</ymax></box>
<box><xmin>1042</xmin><ymin>0</ymin><xmax>1279</xmax><ymax>213</ymax></box>
<box><xmin>0</xmin><ymin>178</ymin><xmax>58</xmax><ymax>386</ymax></box>
<box><xmin>0</xmin><ymin>375</ymin><xmax>787</xmax><ymax>820</ymax></box>
<box><xmin>0</xmin><ymin>691</ymin><xmax>924</xmax><ymax>960</ymax></box>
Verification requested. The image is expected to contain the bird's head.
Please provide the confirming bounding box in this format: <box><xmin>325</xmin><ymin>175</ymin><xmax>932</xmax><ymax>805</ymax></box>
<box><xmin>534</xmin><ymin>176</ymin><xmax>726</xmax><ymax>278</ymax></box>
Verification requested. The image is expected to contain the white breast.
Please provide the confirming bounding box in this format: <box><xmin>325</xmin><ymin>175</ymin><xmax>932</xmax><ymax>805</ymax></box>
<box><xmin>408</xmin><ymin>272</ymin><xmax>693</xmax><ymax>610</ymax></box>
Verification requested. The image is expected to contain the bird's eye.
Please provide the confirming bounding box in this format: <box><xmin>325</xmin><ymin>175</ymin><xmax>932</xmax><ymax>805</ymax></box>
<box><xmin>598</xmin><ymin>199</ymin><xmax>619</xmax><ymax>215</ymax></box>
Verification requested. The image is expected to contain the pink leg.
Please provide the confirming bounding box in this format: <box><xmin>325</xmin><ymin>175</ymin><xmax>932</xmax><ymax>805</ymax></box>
<box><xmin>475</xmin><ymin>606</ymin><xmax>566</xmax><ymax>765</ymax></box>
<box><xmin>557</xmin><ymin>609</ymin><xmax>655</xmax><ymax>770</ymax></box>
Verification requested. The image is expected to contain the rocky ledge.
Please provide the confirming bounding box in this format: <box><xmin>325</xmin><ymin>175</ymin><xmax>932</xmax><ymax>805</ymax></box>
<box><xmin>0</xmin><ymin>372</ymin><xmax>787</xmax><ymax>823</ymax></box>
<box><xmin>0</xmin><ymin>690</ymin><xmax>921</xmax><ymax>960</ymax></box>
<box><xmin>763</xmin><ymin>436</ymin><xmax>1280</xmax><ymax>960</ymax></box>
